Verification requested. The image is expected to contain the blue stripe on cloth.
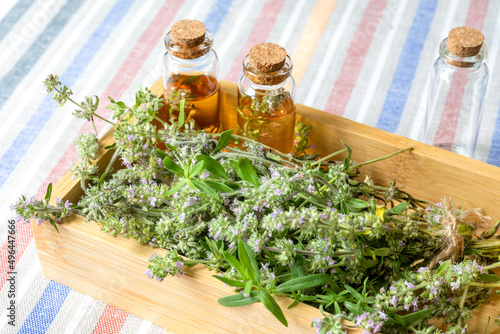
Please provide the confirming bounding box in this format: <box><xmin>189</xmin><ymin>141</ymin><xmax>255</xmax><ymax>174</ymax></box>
<box><xmin>0</xmin><ymin>0</ymin><xmax>85</xmax><ymax>110</ymax></box>
<box><xmin>204</xmin><ymin>0</ymin><xmax>234</xmax><ymax>34</ymax></box>
<box><xmin>0</xmin><ymin>0</ymin><xmax>135</xmax><ymax>189</ymax></box>
<box><xmin>376</xmin><ymin>0</ymin><xmax>439</xmax><ymax>133</ymax></box>
<box><xmin>0</xmin><ymin>0</ymin><xmax>35</xmax><ymax>44</ymax></box>
<box><xmin>487</xmin><ymin>108</ymin><xmax>500</xmax><ymax>166</ymax></box>
<box><xmin>17</xmin><ymin>281</ymin><xmax>70</xmax><ymax>333</ymax></box>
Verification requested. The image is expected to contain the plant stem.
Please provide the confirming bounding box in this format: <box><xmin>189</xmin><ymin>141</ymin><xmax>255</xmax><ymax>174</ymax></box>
<box><xmin>483</xmin><ymin>262</ymin><xmax>500</xmax><ymax>270</ymax></box>
<box><xmin>459</xmin><ymin>284</ymin><xmax>469</xmax><ymax>309</ymax></box>
<box><xmin>310</xmin><ymin>148</ymin><xmax>348</xmax><ymax>167</ymax></box>
<box><xmin>56</xmin><ymin>87</ymin><xmax>116</xmax><ymax>127</ymax></box>
<box><xmin>468</xmin><ymin>282</ymin><xmax>500</xmax><ymax>288</ymax></box>
<box><xmin>348</xmin><ymin>147</ymin><xmax>413</xmax><ymax>171</ymax></box>
<box><xmin>261</xmin><ymin>245</ymin><xmax>355</xmax><ymax>257</ymax></box>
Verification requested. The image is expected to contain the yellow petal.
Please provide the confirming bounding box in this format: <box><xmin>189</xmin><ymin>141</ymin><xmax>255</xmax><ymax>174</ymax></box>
<box><xmin>376</xmin><ymin>205</ymin><xmax>386</xmax><ymax>222</ymax></box>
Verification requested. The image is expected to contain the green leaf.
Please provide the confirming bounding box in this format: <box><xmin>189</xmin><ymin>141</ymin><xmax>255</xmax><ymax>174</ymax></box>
<box><xmin>372</xmin><ymin>248</ymin><xmax>391</xmax><ymax>257</ymax></box>
<box><xmin>343</xmin><ymin>301</ymin><xmax>358</xmax><ymax>314</ymax></box>
<box><xmin>343</xmin><ymin>285</ymin><xmax>363</xmax><ymax>301</ymax></box>
<box><xmin>363</xmin><ymin>248</ymin><xmax>376</xmax><ymax>260</ymax></box>
<box><xmin>156</xmin><ymin>148</ymin><xmax>167</xmax><ymax>160</ymax></box>
<box><xmin>222</xmin><ymin>250</ymin><xmax>249</xmax><ymax>280</ymax></box>
<box><xmin>479</xmin><ymin>274</ymin><xmax>500</xmax><ymax>282</ymax></box>
<box><xmin>165</xmin><ymin>180</ymin><xmax>186</xmax><ymax>196</ymax></box>
<box><xmin>213</xmin><ymin>129</ymin><xmax>233</xmax><ymax>155</ymax></box>
<box><xmin>480</xmin><ymin>221</ymin><xmax>500</xmax><ymax>239</ymax></box>
<box><xmin>287</xmin><ymin>298</ymin><xmax>299</xmax><ymax>309</ymax></box>
<box><xmin>259</xmin><ymin>290</ymin><xmax>288</xmax><ymax>327</ymax></box>
<box><xmin>346</xmin><ymin>198</ymin><xmax>370</xmax><ymax>209</ymax></box>
<box><xmin>202</xmin><ymin>180</ymin><xmax>234</xmax><ymax>193</ymax></box>
<box><xmin>275</xmin><ymin>274</ymin><xmax>329</xmax><ymax>293</ymax></box>
<box><xmin>231</xmin><ymin>158</ymin><xmax>259</xmax><ymax>186</ymax></box>
<box><xmin>196</xmin><ymin>155</ymin><xmax>229</xmax><ymax>179</ymax></box>
<box><xmin>200</xmin><ymin>240</ymin><xmax>210</xmax><ymax>253</ymax></box>
<box><xmin>48</xmin><ymin>216</ymin><xmax>59</xmax><ymax>233</ymax></box>
<box><xmin>244</xmin><ymin>280</ymin><xmax>253</xmax><ymax>297</ymax></box>
<box><xmin>218</xmin><ymin>292</ymin><xmax>259</xmax><ymax>307</ymax></box>
<box><xmin>435</xmin><ymin>260</ymin><xmax>451</xmax><ymax>276</ymax></box>
<box><xmin>291</xmin><ymin>244</ymin><xmax>305</xmax><ymax>279</ymax></box>
<box><xmin>104</xmin><ymin>143</ymin><xmax>117</xmax><ymax>150</ymax></box>
<box><xmin>97</xmin><ymin>172</ymin><xmax>107</xmax><ymax>189</ymax></box>
<box><xmin>342</xmin><ymin>142</ymin><xmax>352</xmax><ymax>170</ymax></box>
<box><xmin>164</xmin><ymin>143</ymin><xmax>178</xmax><ymax>151</ymax></box>
<box><xmin>189</xmin><ymin>161</ymin><xmax>205</xmax><ymax>178</ymax></box>
<box><xmin>44</xmin><ymin>183</ymin><xmax>52</xmax><ymax>204</ymax></box>
<box><xmin>386</xmin><ymin>201</ymin><xmax>407</xmax><ymax>215</ymax></box>
<box><xmin>191</xmin><ymin>179</ymin><xmax>219</xmax><ymax>199</ymax></box>
<box><xmin>162</xmin><ymin>156</ymin><xmax>184</xmax><ymax>176</ymax></box>
<box><xmin>239</xmin><ymin>240</ymin><xmax>260</xmax><ymax>282</ymax></box>
<box><xmin>177</xmin><ymin>99</ymin><xmax>185</xmax><ymax>129</ymax></box>
<box><xmin>213</xmin><ymin>276</ymin><xmax>247</xmax><ymax>288</ymax></box>
<box><xmin>360</xmin><ymin>259</ymin><xmax>379</xmax><ymax>268</ymax></box>
<box><xmin>390</xmin><ymin>307</ymin><xmax>436</xmax><ymax>327</ymax></box>
<box><xmin>334</xmin><ymin>301</ymin><xmax>341</xmax><ymax>314</ymax></box>
<box><xmin>340</xmin><ymin>201</ymin><xmax>349</xmax><ymax>215</ymax></box>
<box><xmin>265</xmin><ymin>152</ymin><xmax>281</xmax><ymax>161</ymax></box>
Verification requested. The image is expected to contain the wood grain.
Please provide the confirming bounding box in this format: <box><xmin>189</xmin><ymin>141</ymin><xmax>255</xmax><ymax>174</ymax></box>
<box><xmin>33</xmin><ymin>78</ymin><xmax>500</xmax><ymax>333</ymax></box>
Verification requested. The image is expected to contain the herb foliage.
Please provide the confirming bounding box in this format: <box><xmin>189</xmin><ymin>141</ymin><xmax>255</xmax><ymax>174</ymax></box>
<box><xmin>13</xmin><ymin>75</ymin><xmax>500</xmax><ymax>334</ymax></box>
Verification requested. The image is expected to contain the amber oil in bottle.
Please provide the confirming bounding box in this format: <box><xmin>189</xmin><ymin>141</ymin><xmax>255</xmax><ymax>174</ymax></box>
<box><xmin>237</xmin><ymin>43</ymin><xmax>296</xmax><ymax>153</ymax></box>
<box><xmin>162</xmin><ymin>20</ymin><xmax>220</xmax><ymax>133</ymax></box>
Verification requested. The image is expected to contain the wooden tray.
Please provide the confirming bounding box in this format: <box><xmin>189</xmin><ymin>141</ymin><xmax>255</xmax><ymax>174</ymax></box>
<box><xmin>32</xmin><ymin>78</ymin><xmax>500</xmax><ymax>333</ymax></box>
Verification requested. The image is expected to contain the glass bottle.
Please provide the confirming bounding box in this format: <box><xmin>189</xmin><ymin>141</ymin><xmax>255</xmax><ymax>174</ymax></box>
<box><xmin>162</xmin><ymin>20</ymin><xmax>220</xmax><ymax>133</ymax></box>
<box><xmin>237</xmin><ymin>43</ymin><xmax>296</xmax><ymax>153</ymax></box>
<box><xmin>421</xmin><ymin>26</ymin><xmax>488</xmax><ymax>158</ymax></box>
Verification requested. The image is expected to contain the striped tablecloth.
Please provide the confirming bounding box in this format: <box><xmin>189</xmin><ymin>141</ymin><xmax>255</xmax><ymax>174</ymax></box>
<box><xmin>1</xmin><ymin>0</ymin><xmax>500</xmax><ymax>333</ymax></box>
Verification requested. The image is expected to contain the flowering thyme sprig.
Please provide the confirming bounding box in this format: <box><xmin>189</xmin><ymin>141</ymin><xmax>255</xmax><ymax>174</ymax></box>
<box><xmin>44</xmin><ymin>74</ymin><xmax>115</xmax><ymax>133</ymax></box>
<box><xmin>12</xmin><ymin>183</ymin><xmax>79</xmax><ymax>232</ymax></box>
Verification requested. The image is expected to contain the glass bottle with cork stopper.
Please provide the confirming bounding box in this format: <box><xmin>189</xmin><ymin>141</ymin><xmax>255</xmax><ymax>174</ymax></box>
<box><xmin>237</xmin><ymin>43</ymin><xmax>296</xmax><ymax>153</ymax></box>
<box><xmin>421</xmin><ymin>26</ymin><xmax>488</xmax><ymax>158</ymax></box>
<box><xmin>162</xmin><ymin>19</ymin><xmax>220</xmax><ymax>133</ymax></box>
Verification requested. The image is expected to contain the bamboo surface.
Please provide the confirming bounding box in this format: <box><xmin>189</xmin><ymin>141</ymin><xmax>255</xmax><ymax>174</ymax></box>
<box><xmin>33</xmin><ymin>78</ymin><xmax>500</xmax><ymax>333</ymax></box>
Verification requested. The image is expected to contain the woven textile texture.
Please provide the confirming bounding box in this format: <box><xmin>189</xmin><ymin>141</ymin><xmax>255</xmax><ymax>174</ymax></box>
<box><xmin>1</xmin><ymin>0</ymin><xmax>500</xmax><ymax>332</ymax></box>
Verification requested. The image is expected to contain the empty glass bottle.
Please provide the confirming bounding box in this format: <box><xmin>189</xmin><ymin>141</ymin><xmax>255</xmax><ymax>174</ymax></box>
<box><xmin>421</xmin><ymin>26</ymin><xmax>488</xmax><ymax>158</ymax></box>
<box><xmin>162</xmin><ymin>20</ymin><xmax>220</xmax><ymax>133</ymax></box>
<box><xmin>237</xmin><ymin>43</ymin><xmax>296</xmax><ymax>153</ymax></box>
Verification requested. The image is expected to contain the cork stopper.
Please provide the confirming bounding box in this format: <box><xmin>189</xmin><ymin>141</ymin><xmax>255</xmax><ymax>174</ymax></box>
<box><xmin>166</xmin><ymin>20</ymin><xmax>212</xmax><ymax>60</ymax></box>
<box><xmin>171</xmin><ymin>20</ymin><xmax>206</xmax><ymax>47</ymax></box>
<box><xmin>244</xmin><ymin>43</ymin><xmax>291</xmax><ymax>85</ymax></box>
<box><xmin>448</xmin><ymin>27</ymin><xmax>484</xmax><ymax>57</ymax></box>
<box><xmin>249</xmin><ymin>43</ymin><xmax>287</xmax><ymax>73</ymax></box>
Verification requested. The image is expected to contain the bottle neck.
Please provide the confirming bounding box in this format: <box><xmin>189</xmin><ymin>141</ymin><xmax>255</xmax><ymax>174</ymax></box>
<box><xmin>439</xmin><ymin>38</ymin><xmax>487</xmax><ymax>68</ymax></box>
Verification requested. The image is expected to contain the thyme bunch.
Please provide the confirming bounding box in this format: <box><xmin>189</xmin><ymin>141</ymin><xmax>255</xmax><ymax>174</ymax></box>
<box><xmin>13</xmin><ymin>75</ymin><xmax>500</xmax><ymax>334</ymax></box>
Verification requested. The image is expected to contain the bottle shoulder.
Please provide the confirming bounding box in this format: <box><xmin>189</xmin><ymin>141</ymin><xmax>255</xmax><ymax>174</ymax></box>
<box><xmin>164</xmin><ymin>49</ymin><xmax>219</xmax><ymax>77</ymax></box>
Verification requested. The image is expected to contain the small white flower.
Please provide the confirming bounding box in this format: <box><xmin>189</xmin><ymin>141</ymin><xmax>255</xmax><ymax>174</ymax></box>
<box><xmin>450</xmin><ymin>280</ymin><xmax>460</xmax><ymax>291</ymax></box>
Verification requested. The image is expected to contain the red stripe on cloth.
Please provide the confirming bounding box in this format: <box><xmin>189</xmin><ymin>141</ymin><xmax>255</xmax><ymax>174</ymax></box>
<box><xmin>0</xmin><ymin>0</ymin><xmax>185</xmax><ymax>293</ymax></box>
<box><xmin>0</xmin><ymin>222</ymin><xmax>32</xmax><ymax>289</ymax></box>
<box><xmin>91</xmin><ymin>305</ymin><xmax>128</xmax><ymax>334</ymax></box>
<box><xmin>433</xmin><ymin>0</ymin><xmax>489</xmax><ymax>147</ymax></box>
<box><xmin>224</xmin><ymin>0</ymin><xmax>287</xmax><ymax>83</ymax></box>
<box><xmin>323</xmin><ymin>0</ymin><xmax>388</xmax><ymax>116</ymax></box>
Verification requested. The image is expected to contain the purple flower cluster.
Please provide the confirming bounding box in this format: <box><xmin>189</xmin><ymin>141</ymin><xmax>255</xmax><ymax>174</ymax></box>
<box><xmin>354</xmin><ymin>312</ymin><xmax>383</xmax><ymax>333</ymax></box>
